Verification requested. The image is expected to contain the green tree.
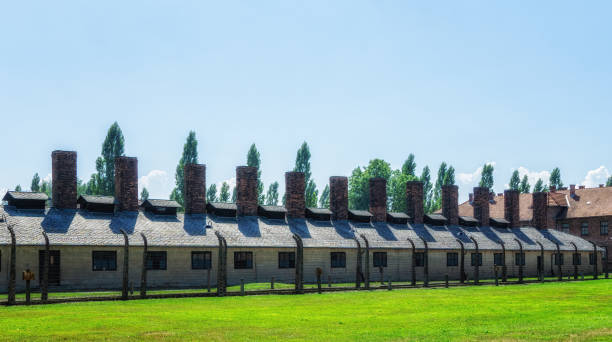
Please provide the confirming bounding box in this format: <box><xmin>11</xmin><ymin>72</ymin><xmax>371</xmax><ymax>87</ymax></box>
<box><xmin>348</xmin><ymin>159</ymin><xmax>392</xmax><ymax>210</ymax></box>
<box><xmin>87</xmin><ymin>122</ymin><xmax>125</xmax><ymax>196</ymax></box>
<box><xmin>40</xmin><ymin>180</ymin><xmax>51</xmax><ymax>197</ymax></box>
<box><xmin>509</xmin><ymin>170</ymin><xmax>520</xmax><ymax>190</ymax></box>
<box><xmin>231</xmin><ymin>187</ymin><xmax>237</xmax><ymax>203</ymax></box>
<box><xmin>77</xmin><ymin>179</ymin><xmax>87</xmax><ymax>197</ymax></box>
<box><xmin>265</xmin><ymin>182</ymin><xmax>279</xmax><ymax>206</ymax></box>
<box><xmin>207</xmin><ymin>184</ymin><xmax>218</xmax><ymax>203</ymax></box>
<box><xmin>31</xmin><ymin>173</ymin><xmax>41</xmax><ymax>192</ymax></box>
<box><xmin>319</xmin><ymin>184</ymin><xmax>330</xmax><ymax>208</ymax></box>
<box><xmin>246</xmin><ymin>143</ymin><xmax>265</xmax><ymax>204</ymax></box>
<box><xmin>389</xmin><ymin>155</ymin><xmax>419</xmax><ymax>212</ymax></box>
<box><xmin>140</xmin><ymin>187</ymin><xmax>149</xmax><ymax>201</ymax></box>
<box><xmin>443</xmin><ymin>166</ymin><xmax>455</xmax><ymax>185</ymax></box>
<box><xmin>430</xmin><ymin>163</ymin><xmax>448</xmax><ymax>212</ymax></box>
<box><xmin>549</xmin><ymin>167</ymin><xmax>563</xmax><ymax>189</ymax></box>
<box><xmin>421</xmin><ymin>166</ymin><xmax>433</xmax><ymax>213</ymax></box>
<box><xmin>533</xmin><ymin>178</ymin><xmax>545</xmax><ymax>192</ymax></box>
<box><xmin>479</xmin><ymin>163</ymin><xmax>494</xmax><ymax>190</ymax></box>
<box><xmin>171</xmin><ymin>131</ymin><xmax>198</xmax><ymax>208</ymax></box>
<box><xmin>402</xmin><ymin>154</ymin><xmax>417</xmax><ymax>177</ymax></box>
<box><xmin>294</xmin><ymin>142</ymin><xmax>318</xmax><ymax>207</ymax></box>
<box><xmin>219</xmin><ymin>182</ymin><xmax>231</xmax><ymax>202</ymax></box>
<box><xmin>607</xmin><ymin>176</ymin><xmax>612</xmax><ymax>187</ymax></box>
<box><xmin>15</xmin><ymin>185</ymin><xmax>22</xmax><ymax>191</ymax></box>
<box><xmin>519</xmin><ymin>175</ymin><xmax>530</xmax><ymax>193</ymax></box>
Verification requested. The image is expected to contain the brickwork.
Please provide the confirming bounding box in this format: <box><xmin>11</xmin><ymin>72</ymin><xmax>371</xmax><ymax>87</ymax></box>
<box><xmin>236</xmin><ymin>166</ymin><xmax>258</xmax><ymax>216</ymax></box>
<box><xmin>406</xmin><ymin>181</ymin><xmax>424</xmax><ymax>224</ymax></box>
<box><xmin>441</xmin><ymin>185</ymin><xmax>459</xmax><ymax>225</ymax></box>
<box><xmin>504</xmin><ymin>189</ymin><xmax>520</xmax><ymax>228</ymax></box>
<box><xmin>369</xmin><ymin>178</ymin><xmax>387</xmax><ymax>222</ymax></box>
<box><xmin>52</xmin><ymin>150</ymin><xmax>77</xmax><ymax>209</ymax></box>
<box><xmin>555</xmin><ymin>216</ymin><xmax>611</xmax><ymax>268</ymax></box>
<box><xmin>114</xmin><ymin>157</ymin><xmax>139</xmax><ymax>211</ymax></box>
<box><xmin>532</xmin><ymin>192</ymin><xmax>549</xmax><ymax>229</ymax></box>
<box><xmin>184</xmin><ymin>164</ymin><xmax>206</xmax><ymax>215</ymax></box>
<box><xmin>330</xmin><ymin>176</ymin><xmax>348</xmax><ymax>220</ymax></box>
<box><xmin>473</xmin><ymin>187</ymin><xmax>490</xmax><ymax>226</ymax></box>
<box><xmin>285</xmin><ymin>172</ymin><xmax>305</xmax><ymax>219</ymax></box>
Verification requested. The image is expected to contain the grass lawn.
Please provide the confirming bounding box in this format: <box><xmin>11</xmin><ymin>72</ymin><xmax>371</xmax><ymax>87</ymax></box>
<box><xmin>0</xmin><ymin>280</ymin><xmax>610</xmax><ymax>341</ymax></box>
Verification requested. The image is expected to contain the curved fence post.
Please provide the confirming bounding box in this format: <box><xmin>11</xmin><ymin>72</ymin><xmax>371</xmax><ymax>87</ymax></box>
<box><xmin>215</xmin><ymin>231</ymin><xmax>227</xmax><ymax>296</ymax></box>
<box><xmin>514</xmin><ymin>238</ymin><xmax>524</xmax><ymax>283</ymax></box>
<box><xmin>498</xmin><ymin>240</ymin><xmax>507</xmax><ymax>282</ymax></box>
<box><xmin>360</xmin><ymin>234</ymin><xmax>370</xmax><ymax>289</ymax></box>
<box><xmin>570</xmin><ymin>242</ymin><xmax>578</xmax><ymax>280</ymax></box>
<box><xmin>590</xmin><ymin>241</ymin><xmax>598</xmax><ymax>279</ymax></box>
<box><xmin>456</xmin><ymin>239</ymin><xmax>465</xmax><ymax>284</ymax></box>
<box><xmin>352</xmin><ymin>236</ymin><xmax>362</xmax><ymax>288</ymax></box>
<box><xmin>292</xmin><ymin>234</ymin><xmax>304</xmax><ymax>293</ymax></box>
<box><xmin>5</xmin><ymin>220</ymin><xmax>16</xmax><ymax>305</ymax></box>
<box><xmin>555</xmin><ymin>242</ymin><xmax>562</xmax><ymax>281</ymax></box>
<box><xmin>120</xmin><ymin>229</ymin><xmax>129</xmax><ymax>300</ymax></box>
<box><xmin>140</xmin><ymin>232</ymin><xmax>148</xmax><ymax>298</ymax></box>
<box><xmin>536</xmin><ymin>241</ymin><xmax>544</xmax><ymax>281</ymax></box>
<box><xmin>407</xmin><ymin>238</ymin><xmax>416</xmax><ymax>286</ymax></box>
<box><xmin>419</xmin><ymin>236</ymin><xmax>429</xmax><ymax>287</ymax></box>
<box><xmin>469</xmin><ymin>236</ymin><xmax>479</xmax><ymax>285</ymax></box>
<box><xmin>41</xmin><ymin>231</ymin><xmax>50</xmax><ymax>301</ymax></box>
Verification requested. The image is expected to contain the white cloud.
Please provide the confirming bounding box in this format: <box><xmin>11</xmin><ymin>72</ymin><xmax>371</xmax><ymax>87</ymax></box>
<box><xmin>515</xmin><ymin>167</ymin><xmax>550</xmax><ymax>188</ymax></box>
<box><xmin>458</xmin><ymin>162</ymin><xmax>496</xmax><ymax>185</ymax></box>
<box><xmin>216</xmin><ymin>177</ymin><xmax>236</xmax><ymax>193</ymax></box>
<box><xmin>42</xmin><ymin>173</ymin><xmax>52</xmax><ymax>183</ymax></box>
<box><xmin>139</xmin><ymin>170</ymin><xmax>172</xmax><ymax>199</ymax></box>
<box><xmin>581</xmin><ymin>166</ymin><xmax>610</xmax><ymax>188</ymax></box>
<box><xmin>0</xmin><ymin>188</ymin><xmax>6</xmax><ymax>199</ymax></box>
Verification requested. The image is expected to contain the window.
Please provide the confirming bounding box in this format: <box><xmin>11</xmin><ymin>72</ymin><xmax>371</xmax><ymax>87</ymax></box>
<box><xmin>600</xmin><ymin>221</ymin><xmax>609</xmax><ymax>235</ymax></box>
<box><xmin>514</xmin><ymin>253</ymin><xmax>525</xmax><ymax>266</ymax></box>
<box><xmin>573</xmin><ymin>253</ymin><xmax>581</xmax><ymax>266</ymax></box>
<box><xmin>234</xmin><ymin>252</ymin><xmax>253</xmax><ymax>269</ymax></box>
<box><xmin>446</xmin><ymin>252</ymin><xmax>458</xmax><ymax>267</ymax></box>
<box><xmin>471</xmin><ymin>253</ymin><xmax>482</xmax><ymax>266</ymax></box>
<box><xmin>562</xmin><ymin>223</ymin><xmax>570</xmax><ymax>233</ymax></box>
<box><xmin>191</xmin><ymin>251</ymin><xmax>211</xmax><ymax>270</ymax></box>
<box><xmin>92</xmin><ymin>251</ymin><xmax>117</xmax><ymax>271</ymax></box>
<box><xmin>330</xmin><ymin>252</ymin><xmax>346</xmax><ymax>268</ymax></box>
<box><xmin>278</xmin><ymin>252</ymin><xmax>295</xmax><ymax>269</ymax></box>
<box><xmin>555</xmin><ymin>253</ymin><xmax>564</xmax><ymax>266</ymax></box>
<box><xmin>146</xmin><ymin>251</ymin><xmax>167</xmax><ymax>270</ymax></box>
<box><xmin>373</xmin><ymin>252</ymin><xmax>387</xmax><ymax>268</ymax></box>
<box><xmin>414</xmin><ymin>252</ymin><xmax>425</xmax><ymax>267</ymax></box>
<box><xmin>494</xmin><ymin>253</ymin><xmax>504</xmax><ymax>266</ymax></box>
<box><xmin>581</xmin><ymin>222</ymin><xmax>589</xmax><ymax>236</ymax></box>
<box><xmin>589</xmin><ymin>253</ymin><xmax>595</xmax><ymax>265</ymax></box>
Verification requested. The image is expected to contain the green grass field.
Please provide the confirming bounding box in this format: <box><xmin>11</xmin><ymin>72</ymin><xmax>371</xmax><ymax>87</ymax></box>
<box><xmin>0</xmin><ymin>280</ymin><xmax>610</xmax><ymax>341</ymax></box>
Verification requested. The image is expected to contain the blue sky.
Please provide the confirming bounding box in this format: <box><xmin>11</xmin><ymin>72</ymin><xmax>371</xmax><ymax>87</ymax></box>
<box><xmin>1</xmin><ymin>1</ymin><xmax>611</xmax><ymax>202</ymax></box>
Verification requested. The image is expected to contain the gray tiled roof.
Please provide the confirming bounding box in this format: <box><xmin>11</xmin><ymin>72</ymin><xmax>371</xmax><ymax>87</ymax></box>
<box><xmin>306</xmin><ymin>208</ymin><xmax>332</xmax><ymax>215</ymax></box>
<box><xmin>0</xmin><ymin>205</ymin><xmax>602</xmax><ymax>252</ymax></box>
<box><xmin>208</xmin><ymin>202</ymin><xmax>237</xmax><ymax>210</ymax></box>
<box><xmin>78</xmin><ymin>195</ymin><xmax>115</xmax><ymax>205</ymax></box>
<box><xmin>3</xmin><ymin>191</ymin><xmax>49</xmax><ymax>201</ymax></box>
<box><xmin>143</xmin><ymin>199</ymin><xmax>181</xmax><ymax>208</ymax></box>
<box><xmin>258</xmin><ymin>205</ymin><xmax>287</xmax><ymax>213</ymax></box>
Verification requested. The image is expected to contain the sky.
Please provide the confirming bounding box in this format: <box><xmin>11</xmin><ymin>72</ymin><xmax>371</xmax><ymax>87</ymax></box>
<box><xmin>1</xmin><ymin>1</ymin><xmax>611</xmax><ymax>203</ymax></box>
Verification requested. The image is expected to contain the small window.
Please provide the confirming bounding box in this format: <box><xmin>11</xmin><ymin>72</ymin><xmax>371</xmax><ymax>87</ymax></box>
<box><xmin>573</xmin><ymin>253</ymin><xmax>581</xmax><ymax>266</ymax></box>
<box><xmin>92</xmin><ymin>251</ymin><xmax>117</xmax><ymax>271</ymax></box>
<box><xmin>373</xmin><ymin>252</ymin><xmax>387</xmax><ymax>268</ymax></box>
<box><xmin>330</xmin><ymin>252</ymin><xmax>346</xmax><ymax>268</ymax></box>
<box><xmin>278</xmin><ymin>252</ymin><xmax>295</xmax><ymax>269</ymax></box>
<box><xmin>446</xmin><ymin>252</ymin><xmax>458</xmax><ymax>267</ymax></box>
<box><xmin>414</xmin><ymin>252</ymin><xmax>425</xmax><ymax>267</ymax></box>
<box><xmin>146</xmin><ymin>251</ymin><xmax>167</xmax><ymax>270</ymax></box>
<box><xmin>514</xmin><ymin>253</ymin><xmax>525</xmax><ymax>266</ymax></box>
<box><xmin>191</xmin><ymin>251</ymin><xmax>211</xmax><ymax>270</ymax></box>
<box><xmin>589</xmin><ymin>253</ymin><xmax>595</xmax><ymax>265</ymax></box>
<box><xmin>471</xmin><ymin>253</ymin><xmax>482</xmax><ymax>266</ymax></box>
<box><xmin>562</xmin><ymin>223</ymin><xmax>570</xmax><ymax>233</ymax></box>
<box><xmin>600</xmin><ymin>221</ymin><xmax>608</xmax><ymax>235</ymax></box>
<box><xmin>234</xmin><ymin>252</ymin><xmax>253</xmax><ymax>269</ymax></box>
<box><xmin>581</xmin><ymin>222</ymin><xmax>589</xmax><ymax>236</ymax></box>
<box><xmin>555</xmin><ymin>253</ymin><xmax>564</xmax><ymax>266</ymax></box>
<box><xmin>494</xmin><ymin>253</ymin><xmax>504</xmax><ymax>266</ymax></box>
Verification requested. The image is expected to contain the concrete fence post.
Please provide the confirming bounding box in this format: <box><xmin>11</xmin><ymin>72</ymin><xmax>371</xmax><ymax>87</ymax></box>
<box><xmin>514</xmin><ymin>238</ymin><xmax>524</xmax><ymax>284</ymax></box>
<box><xmin>536</xmin><ymin>241</ymin><xmax>544</xmax><ymax>282</ymax></box>
<box><xmin>470</xmin><ymin>236</ymin><xmax>480</xmax><ymax>285</ymax></box>
<box><xmin>570</xmin><ymin>242</ymin><xmax>578</xmax><ymax>280</ymax></box>
<box><xmin>41</xmin><ymin>231</ymin><xmax>50</xmax><ymax>301</ymax></box>
<box><xmin>352</xmin><ymin>236</ymin><xmax>362</xmax><ymax>289</ymax></box>
<box><xmin>140</xmin><ymin>233</ymin><xmax>148</xmax><ymax>298</ymax></box>
<box><xmin>120</xmin><ymin>229</ymin><xmax>129</xmax><ymax>300</ymax></box>
<box><xmin>6</xmin><ymin>222</ymin><xmax>16</xmax><ymax>305</ymax></box>
<box><xmin>407</xmin><ymin>238</ymin><xmax>417</xmax><ymax>286</ymax></box>
<box><xmin>456</xmin><ymin>239</ymin><xmax>465</xmax><ymax>284</ymax></box>
<box><xmin>590</xmin><ymin>241</ymin><xmax>598</xmax><ymax>279</ymax></box>
<box><xmin>292</xmin><ymin>234</ymin><xmax>304</xmax><ymax>293</ymax></box>
<box><xmin>215</xmin><ymin>231</ymin><xmax>228</xmax><ymax>297</ymax></box>
<box><xmin>419</xmin><ymin>236</ymin><xmax>429</xmax><ymax>287</ymax></box>
<box><xmin>360</xmin><ymin>235</ymin><xmax>370</xmax><ymax>289</ymax></box>
<box><xmin>271</xmin><ymin>277</ymin><xmax>275</xmax><ymax>289</ymax></box>
<box><xmin>498</xmin><ymin>240</ymin><xmax>507</xmax><ymax>282</ymax></box>
<box><xmin>240</xmin><ymin>279</ymin><xmax>245</xmax><ymax>296</ymax></box>
<box><xmin>555</xmin><ymin>243</ymin><xmax>562</xmax><ymax>281</ymax></box>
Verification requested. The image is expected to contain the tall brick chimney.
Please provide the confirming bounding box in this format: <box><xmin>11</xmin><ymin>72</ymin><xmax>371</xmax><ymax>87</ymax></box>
<box><xmin>236</xmin><ymin>166</ymin><xmax>258</xmax><ymax>216</ymax></box>
<box><xmin>184</xmin><ymin>163</ymin><xmax>206</xmax><ymax>215</ymax></box>
<box><xmin>114</xmin><ymin>156</ymin><xmax>139</xmax><ymax>212</ymax></box>
<box><xmin>570</xmin><ymin>184</ymin><xmax>576</xmax><ymax>197</ymax></box>
<box><xmin>473</xmin><ymin>187</ymin><xmax>490</xmax><ymax>226</ymax></box>
<box><xmin>330</xmin><ymin>176</ymin><xmax>348</xmax><ymax>221</ymax></box>
<box><xmin>504</xmin><ymin>189</ymin><xmax>520</xmax><ymax>228</ymax></box>
<box><xmin>285</xmin><ymin>172</ymin><xmax>305</xmax><ymax>219</ymax></box>
<box><xmin>532</xmin><ymin>192</ymin><xmax>549</xmax><ymax>229</ymax></box>
<box><xmin>406</xmin><ymin>181</ymin><xmax>424</xmax><ymax>224</ymax></box>
<box><xmin>441</xmin><ymin>185</ymin><xmax>458</xmax><ymax>226</ymax></box>
<box><xmin>52</xmin><ymin>150</ymin><xmax>77</xmax><ymax>209</ymax></box>
<box><xmin>369</xmin><ymin>178</ymin><xmax>387</xmax><ymax>222</ymax></box>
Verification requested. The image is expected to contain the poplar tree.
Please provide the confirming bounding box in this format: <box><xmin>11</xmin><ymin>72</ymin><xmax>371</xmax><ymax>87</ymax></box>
<box><xmin>443</xmin><ymin>166</ymin><xmax>455</xmax><ymax>185</ymax></box>
<box><xmin>509</xmin><ymin>170</ymin><xmax>520</xmax><ymax>191</ymax></box>
<box><xmin>294</xmin><ymin>142</ymin><xmax>318</xmax><ymax>207</ymax></box>
<box><xmin>140</xmin><ymin>188</ymin><xmax>149</xmax><ymax>201</ymax></box>
<box><xmin>265</xmin><ymin>182</ymin><xmax>279</xmax><ymax>206</ymax></box>
<box><xmin>549</xmin><ymin>167</ymin><xmax>563</xmax><ymax>189</ymax></box>
<box><xmin>348</xmin><ymin>159</ymin><xmax>392</xmax><ymax>210</ymax></box>
<box><xmin>479</xmin><ymin>164</ymin><xmax>495</xmax><ymax>190</ymax></box>
<box><xmin>519</xmin><ymin>175</ymin><xmax>530</xmax><ymax>193</ymax></box>
<box><xmin>219</xmin><ymin>182</ymin><xmax>231</xmax><ymax>202</ymax></box>
<box><xmin>420</xmin><ymin>166</ymin><xmax>433</xmax><ymax>213</ymax></box>
<box><xmin>533</xmin><ymin>178</ymin><xmax>545</xmax><ymax>192</ymax></box>
<box><xmin>86</xmin><ymin>122</ymin><xmax>125</xmax><ymax>196</ymax></box>
<box><xmin>389</xmin><ymin>154</ymin><xmax>419</xmax><ymax>212</ymax></box>
<box><xmin>607</xmin><ymin>176</ymin><xmax>612</xmax><ymax>187</ymax></box>
<box><xmin>31</xmin><ymin>173</ymin><xmax>40</xmax><ymax>192</ymax></box>
<box><xmin>319</xmin><ymin>184</ymin><xmax>330</xmax><ymax>208</ymax></box>
<box><xmin>171</xmin><ymin>131</ymin><xmax>198</xmax><ymax>207</ymax></box>
<box><xmin>247</xmin><ymin>143</ymin><xmax>265</xmax><ymax>204</ymax></box>
<box><xmin>15</xmin><ymin>185</ymin><xmax>22</xmax><ymax>192</ymax></box>
<box><xmin>206</xmin><ymin>184</ymin><xmax>218</xmax><ymax>203</ymax></box>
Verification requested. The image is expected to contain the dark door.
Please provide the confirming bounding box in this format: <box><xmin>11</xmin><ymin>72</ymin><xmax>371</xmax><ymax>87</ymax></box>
<box><xmin>39</xmin><ymin>250</ymin><xmax>60</xmax><ymax>286</ymax></box>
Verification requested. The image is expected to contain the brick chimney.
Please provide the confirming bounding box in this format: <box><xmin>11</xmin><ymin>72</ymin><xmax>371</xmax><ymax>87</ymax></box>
<box><xmin>473</xmin><ymin>187</ymin><xmax>490</xmax><ymax>226</ymax></box>
<box><xmin>369</xmin><ymin>177</ymin><xmax>387</xmax><ymax>222</ymax></box>
<box><xmin>184</xmin><ymin>163</ymin><xmax>206</xmax><ymax>215</ymax></box>
<box><xmin>599</xmin><ymin>184</ymin><xmax>604</xmax><ymax>188</ymax></box>
<box><xmin>114</xmin><ymin>156</ymin><xmax>139</xmax><ymax>212</ymax></box>
<box><xmin>549</xmin><ymin>185</ymin><xmax>556</xmax><ymax>192</ymax></box>
<box><xmin>570</xmin><ymin>184</ymin><xmax>576</xmax><ymax>198</ymax></box>
<box><xmin>285</xmin><ymin>172</ymin><xmax>305</xmax><ymax>219</ymax></box>
<box><xmin>579</xmin><ymin>185</ymin><xmax>585</xmax><ymax>189</ymax></box>
<box><xmin>469</xmin><ymin>193</ymin><xmax>474</xmax><ymax>203</ymax></box>
<box><xmin>406</xmin><ymin>181</ymin><xmax>424</xmax><ymax>224</ymax></box>
<box><xmin>441</xmin><ymin>185</ymin><xmax>458</xmax><ymax>225</ymax></box>
<box><xmin>532</xmin><ymin>192</ymin><xmax>549</xmax><ymax>229</ymax></box>
<box><xmin>504</xmin><ymin>189</ymin><xmax>520</xmax><ymax>228</ymax></box>
<box><xmin>236</xmin><ymin>166</ymin><xmax>258</xmax><ymax>216</ymax></box>
<box><xmin>51</xmin><ymin>150</ymin><xmax>77</xmax><ymax>209</ymax></box>
<box><xmin>330</xmin><ymin>176</ymin><xmax>348</xmax><ymax>220</ymax></box>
